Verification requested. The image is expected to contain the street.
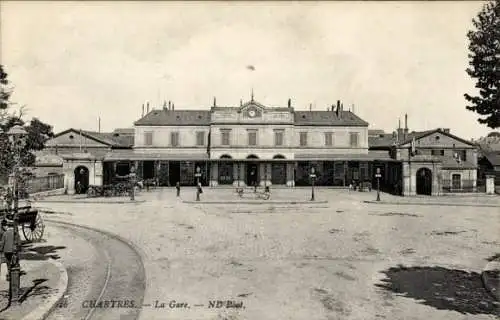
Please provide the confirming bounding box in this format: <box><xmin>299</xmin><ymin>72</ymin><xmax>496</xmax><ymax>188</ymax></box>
<box><xmin>36</xmin><ymin>188</ymin><xmax>500</xmax><ymax>320</ymax></box>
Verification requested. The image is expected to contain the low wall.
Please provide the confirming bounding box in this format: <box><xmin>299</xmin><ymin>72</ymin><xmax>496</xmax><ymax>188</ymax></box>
<box><xmin>30</xmin><ymin>188</ymin><xmax>66</xmax><ymax>198</ymax></box>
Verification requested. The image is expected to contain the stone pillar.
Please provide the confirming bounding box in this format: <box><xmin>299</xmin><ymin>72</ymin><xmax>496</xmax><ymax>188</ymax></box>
<box><xmin>286</xmin><ymin>162</ymin><xmax>295</xmax><ymax>187</ymax></box>
<box><xmin>64</xmin><ymin>165</ymin><xmax>75</xmax><ymax>195</ymax></box>
<box><xmin>402</xmin><ymin>161</ymin><xmax>414</xmax><ymax>196</ymax></box>
<box><xmin>486</xmin><ymin>175</ymin><xmax>495</xmax><ymax>194</ymax></box>
<box><xmin>240</xmin><ymin>163</ymin><xmax>246</xmax><ymax>187</ymax></box>
<box><xmin>210</xmin><ymin>162</ymin><xmax>218</xmax><ymax>187</ymax></box>
<box><xmin>94</xmin><ymin>161</ymin><xmax>103</xmax><ymax>186</ymax></box>
<box><xmin>233</xmin><ymin>162</ymin><xmax>242</xmax><ymax>187</ymax></box>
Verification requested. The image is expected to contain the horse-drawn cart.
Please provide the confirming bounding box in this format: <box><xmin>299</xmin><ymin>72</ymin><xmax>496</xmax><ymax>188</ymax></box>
<box><xmin>0</xmin><ymin>206</ymin><xmax>45</xmax><ymax>242</ymax></box>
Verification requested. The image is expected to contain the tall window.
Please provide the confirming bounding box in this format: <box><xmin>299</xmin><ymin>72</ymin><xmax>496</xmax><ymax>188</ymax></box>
<box><xmin>144</xmin><ymin>132</ymin><xmax>153</xmax><ymax>146</ymax></box>
<box><xmin>299</xmin><ymin>132</ymin><xmax>308</xmax><ymax>146</ymax></box>
<box><xmin>274</xmin><ymin>130</ymin><xmax>284</xmax><ymax>146</ymax></box>
<box><xmin>170</xmin><ymin>132</ymin><xmax>179</xmax><ymax>147</ymax></box>
<box><xmin>248</xmin><ymin>130</ymin><xmax>257</xmax><ymax>146</ymax></box>
<box><xmin>452</xmin><ymin>174</ymin><xmax>461</xmax><ymax>189</ymax></box>
<box><xmin>221</xmin><ymin>130</ymin><xmax>230</xmax><ymax>146</ymax></box>
<box><xmin>349</xmin><ymin>132</ymin><xmax>359</xmax><ymax>147</ymax></box>
<box><xmin>325</xmin><ymin>132</ymin><xmax>333</xmax><ymax>146</ymax></box>
<box><xmin>196</xmin><ymin>131</ymin><xmax>205</xmax><ymax>146</ymax></box>
<box><xmin>455</xmin><ymin>150</ymin><xmax>467</xmax><ymax>161</ymax></box>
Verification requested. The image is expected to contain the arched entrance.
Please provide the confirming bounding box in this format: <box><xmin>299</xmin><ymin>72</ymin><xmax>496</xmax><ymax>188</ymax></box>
<box><xmin>416</xmin><ymin>167</ymin><xmax>432</xmax><ymax>195</ymax></box>
<box><xmin>74</xmin><ymin>166</ymin><xmax>89</xmax><ymax>194</ymax></box>
<box><xmin>271</xmin><ymin>155</ymin><xmax>286</xmax><ymax>185</ymax></box>
<box><xmin>246</xmin><ymin>155</ymin><xmax>259</xmax><ymax>187</ymax></box>
<box><xmin>218</xmin><ymin>155</ymin><xmax>233</xmax><ymax>185</ymax></box>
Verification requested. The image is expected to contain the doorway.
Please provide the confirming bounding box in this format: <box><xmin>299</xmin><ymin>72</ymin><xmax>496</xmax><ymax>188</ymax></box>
<box><xmin>416</xmin><ymin>167</ymin><xmax>432</xmax><ymax>195</ymax></box>
<box><xmin>168</xmin><ymin>161</ymin><xmax>181</xmax><ymax>186</ymax></box>
<box><xmin>246</xmin><ymin>163</ymin><xmax>259</xmax><ymax>187</ymax></box>
<box><xmin>74</xmin><ymin>166</ymin><xmax>89</xmax><ymax>194</ymax></box>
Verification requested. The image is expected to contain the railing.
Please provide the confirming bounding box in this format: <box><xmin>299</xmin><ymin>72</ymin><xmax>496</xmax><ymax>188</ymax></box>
<box><xmin>441</xmin><ymin>179</ymin><xmax>478</xmax><ymax>193</ymax></box>
<box><xmin>24</xmin><ymin>174</ymin><xmax>65</xmax><ymax>195</ymax></box>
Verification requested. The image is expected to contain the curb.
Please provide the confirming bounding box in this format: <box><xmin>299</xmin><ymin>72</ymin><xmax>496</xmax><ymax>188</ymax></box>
<box><xmin>22</xmin><ymin>259</ymin><xmax>68</xmax><ymax>320</ymax></box>
<box><xmin>482</xmin><ymin>261</ymin><xmax>500</xmax><ymax>301</ymax></box>
<box><xmin>44</xmin><ymin>218</ymin><xmax>147</xmax><ymax>320</ymax></box>
<box><xmin>182</xmin><ymin>200</ymin><xmax>329</xmax><ymax>205</ymax></box>
<box><xmin>363</xmin><ymin>200</ymin><xmax>500</xmax><ymax>208</ymax></box>
<box><xmin>34</xmin><ymin>199</ymin><xmax>147</xmax><ymax>204</ymax></box>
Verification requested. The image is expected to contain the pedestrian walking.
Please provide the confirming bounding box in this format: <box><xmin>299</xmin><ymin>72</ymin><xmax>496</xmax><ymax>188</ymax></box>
<box><xmin>0</xmin><ymin>219</ymin><xmax>19</xmax><ymax>281</ymax></box>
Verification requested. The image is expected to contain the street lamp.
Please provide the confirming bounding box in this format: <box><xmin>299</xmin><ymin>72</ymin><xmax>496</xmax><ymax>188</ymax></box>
<box><xmin>195</xmin><ymin>166</ymin><xmax>202</xmax><ymax>201</ymax></box>
<box><xmin>309</xmin><ymin>166</ymin><xmax>316</xmax><ymax>201</ymax></box>
<box><xmin>129</xmin><ymin>165</ymin><xmax>136</xmax><ymax>201</ymax></box>
<box><xmin>375</xmin><ymin>167</ymin><xmax>382</xmax><ymax>201</ymax></box>
<box><xmin>6</xmin><ymin>124</ymin><xmax>27</xmax><ymax>304</ymax></box>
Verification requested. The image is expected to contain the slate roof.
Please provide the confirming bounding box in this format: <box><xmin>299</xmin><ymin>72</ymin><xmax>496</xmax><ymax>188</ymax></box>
<box><xmin>440</xmin><ymin>157</ymin><xmax>477</xmax><ymax>169</ymax></box>
<box><xmin>293</xmin><ymin>111</ymin><xmax>368</xmax><ymax>126</ymax></box>
<box><xmin>368</xmin><ymin>129</ymin><xmax>475</xmax><ymax>149</ymax></box>
<box><xmin>134</xmin><ymin>110</ymin><xmax>211</xmax><ymax>126</ymax></box>
<box><xmin>82</xmin><ymin>130</ymin><xmax>133</xmax><ymax>148</ymax></box>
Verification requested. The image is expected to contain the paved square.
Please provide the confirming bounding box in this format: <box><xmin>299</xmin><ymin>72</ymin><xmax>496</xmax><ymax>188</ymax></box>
<box><xmin>38</xmin><ymin>188</ymin><xmax>500</xmax><ymax>320</ymax></box>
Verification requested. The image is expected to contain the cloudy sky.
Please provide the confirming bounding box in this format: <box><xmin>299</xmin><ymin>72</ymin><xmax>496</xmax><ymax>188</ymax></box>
<box><xmin>1</xmin><ymin>1</ymin><xmax>489</xmax><ymax>138</ymax></box>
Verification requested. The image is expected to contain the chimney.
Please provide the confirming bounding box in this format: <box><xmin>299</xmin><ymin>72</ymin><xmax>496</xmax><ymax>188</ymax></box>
<box><xmin>146</xmin><ymin>102</ymin><xmax>150</xmax><ymax>113</ymax></box>
<box><xmin>172</xmin><ymin>103</ymin><xmax>175</xmax><ymax>110</ymax></box>
<box><xmin>213</xmin><ymin>97</ymin><xmax>216</xmax><ymax>107</ymax></box>
<box><xmin>404</xmin><ymin>113</ymin><xmax>409</xmax><ymax>136</ymax></box>
<box><xmin>443</xmin><ymin>128</ymin><xmax>450</xmax><ymax>133</ymax></box>
<box><xmin>168</xmin><ymin>101</ymin><xmax>171</xmax><ymax>110</ymax></box>
<box><xmin>309</xmin><ymin>103</ymin><xmax>312</xmax><ymax>111</ymax></box>
<box><xmin>240</xmin><ymin>99</ymin><xmax>243</xmax><ymax>107</ymax></box>
<box><xmin>397</xmin><ymin>118</ymin><xmax>404</xmax><ymax>142</ymax></box>
<box><xmin>340</xmin><ymin>103</ymin><xmax>344</xmax><ymax>118</ymax></box>
<box><xmin>336</xmin><ymin>100</ymin><xmax>341</xmax><ymax>117</ymax></box>
<box><xmin>331</xmin><ymin>105</ymin><xmax>334</xmax><ymax>112</ymax></box>
<box><xmin>163</xmin><ymin>100</ymin><xmax>167</xmax><ymax>111</ymax></box>
<box><xmin>142</xmin><ymin>104</ymin><xmax>145</xmax><ymax>117</ymax></box>
<box><xmin>288</xmin><ymin>98</ymin><xmax>291</xmax><ymax>108</ymax></box>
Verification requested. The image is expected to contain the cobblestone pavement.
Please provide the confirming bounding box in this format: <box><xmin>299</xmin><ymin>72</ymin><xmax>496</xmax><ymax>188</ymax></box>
<box><xmin>36</xmin><ymin>188</ymin><xmax>500</xmax><ymax>320</ymax></box>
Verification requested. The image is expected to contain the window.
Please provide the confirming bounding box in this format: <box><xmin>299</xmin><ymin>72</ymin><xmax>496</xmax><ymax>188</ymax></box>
<box><xmin>170</xmin><ymin>132</ymin><xmax>179</xmax><ymax>147</ymax></box>
<box><xmin>299</xmin><ymin>132</ymin><xmax>308</xmax><ymax>146</ymax></box>
<box><xmin>431</xmin><ymin>149</ymin><xmax>444</xmax><ymax>156</ymax></box>
<box><xmin>349</xmin><ymin>132</ymin><xmax>359</xmax><ymax>147</ymax></box>
<box><xmin>455</xmin><ymin>150</ymin><xmax>467</xmax><ymax>161</ymax></box>
<box><xmin>248</xmin><ymin>130</ymin><xmax>257</xmax><ymax>146</ymax></box>
<box><xmin>325</xmin><ymin>132</ymin><xmax>333</xmax><ymax>146</ymax></box>
<box><xmin>144</xmin><ymin>132</ymin><xmax>153</xmax><ymax>146</ymax></box>
<box><xmin>452</xmin><ymin>174</ymin><xmax>461</xmax><ymax>189</ymax></box>
<box><xmin>196</xmin><ymin>131</ymin><xmax>205</xmax><ymax>146</ymax></box>
<box><xmin>274</xmin><ymin>130</ymin><xmax>284</xmax><ymax>146</ymax></box>
<box><xmin>221</xmin><ymin>130</ymin><xmax>230</xmax><ymax>146</ymax></box>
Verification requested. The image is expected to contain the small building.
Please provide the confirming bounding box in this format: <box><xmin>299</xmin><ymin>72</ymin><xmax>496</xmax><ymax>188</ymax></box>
<box><xmin>369</xmin><ymin>115</ymin><xmax>479</xmax><ymax>196</ymax></box>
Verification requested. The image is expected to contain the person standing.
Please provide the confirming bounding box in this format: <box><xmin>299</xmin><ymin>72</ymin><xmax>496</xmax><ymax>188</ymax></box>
<box><xmin>0</xmin><ymin>219</ymin><xmax>19</xmax><ymax>281</ymax></box>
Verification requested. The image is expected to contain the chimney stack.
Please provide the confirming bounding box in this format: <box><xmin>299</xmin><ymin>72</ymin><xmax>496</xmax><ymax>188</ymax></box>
<box><xmin>397</xmin><ymin>118</ymin><xmax>404</xmax><ymax>142</ymax></box>
<box><xmin>168</xmin><ymin>101</ymin><xmax>171</xmax><ymax>110</ymax></box>
<box><xmin>240</xmin><ymin>99</ymin><xmax>243</xmax><ymax>107</ymax></box>
<box><xmin>172</xmin><ymin>103</ymin><xmax>175</xmax><ymax>110</ymax></box>
<box><xmin>336</xmin><ymin>100</ymin><xmax>341</xmax><ymax>117</ymax></box>
<box><xmin>146</xmin><ymin>102</ymin><xmax>150</xmax><ymax>113</ymax></box>
<box><xmin>403</xmin><ymin>113</ymin><xmax>409</xmax><ymax>141</ymax></box>
<box><xmin>163</xmin><ymin>100</ymin><xmax>167</xmax><ymax>111</ymax></box>
<box><xmin>142</xmin><ymin>104</ymin><xmax>145</xmax><ymax>117</ymax></box>
<box><xmin>309</xmin><ymin>103</ymin><xmax>312</xmax><ymax>111</ymax></box>
<box><xmin>288</xmin><ymin>98</ymin><xmax>291</xmax><ymax>108</ymax></box>
<box><xmin>213</xmin><ymin>97</ymin><xmax>216</xmax><ymax>107</ymax></box>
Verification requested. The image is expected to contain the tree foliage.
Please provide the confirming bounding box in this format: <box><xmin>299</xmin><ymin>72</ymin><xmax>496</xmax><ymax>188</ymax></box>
<box><xmin>0</xmin><ymin>65</ymin><xmax>55</xmax><ymax>183</ymax></box>
<box><xmin>465</xmin><ymin>0</ymin><xmax>500</xmax><ymax>129</ymax></box>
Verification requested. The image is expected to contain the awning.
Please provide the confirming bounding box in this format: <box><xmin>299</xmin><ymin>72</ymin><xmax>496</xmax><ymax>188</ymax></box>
<box><xmin>104</xmin><ymin>150</ymin><xmax>209</xmax><ymax>161</ymax></box>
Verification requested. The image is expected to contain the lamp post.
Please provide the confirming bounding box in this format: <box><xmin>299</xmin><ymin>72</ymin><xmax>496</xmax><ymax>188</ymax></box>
<box><xmin>195</xmin><ymin>166</ymin><xmax>202</xmax><ymax>201</ymax></box>
<box><xmin>129</xmin><ymin>165</ymin><xmax>136</xmax><ymax>201</ymax></box>
<box><xmin>6</xmin><ymin>124</ymin><xmax>27</xmax><ymax>304</ymax></box>
<box><xmin>375</xmin><ymin>167</ymin><xmax>381</xmax><ymax>201</ymax></box>
<box><xmin>309</xmin><ymin>166</ymin><xmax>316</xmax><ymax>201</ymax></box>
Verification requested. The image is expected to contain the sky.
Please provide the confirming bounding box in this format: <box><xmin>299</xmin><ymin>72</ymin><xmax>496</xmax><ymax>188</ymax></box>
<box><xmin>0</xmin><ymin>1</ymin><xmax>491</xmax><ymax>139</ymax></box>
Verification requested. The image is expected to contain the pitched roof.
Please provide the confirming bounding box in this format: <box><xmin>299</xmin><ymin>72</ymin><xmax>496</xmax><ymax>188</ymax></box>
<box><xmin>294</xmin><ymin>111</ymin><xmax>369</xmax><ymax>126</ymax></box>
<box><xmin>369</xmin><ymin>129</ymin><xmax>476</xmax><ymax>149</ymax></box>
<box><xmin>368</xmin><ymin>129</ymin><xmax>386</xmax><ymax>136</ymax></box>
<box><xmin>134</xmin><ymin>109</ymin><xmax>211</xmax><ymax>126</ymax></box>
<box><xmin>440</xmin><ymin>157</ymin><xmax>477</xmax><ymax>169</ymax></box>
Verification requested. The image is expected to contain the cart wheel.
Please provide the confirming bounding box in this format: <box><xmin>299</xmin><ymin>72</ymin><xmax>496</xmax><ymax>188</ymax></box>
<box><xmin>262</xmin><ymin>193</ymin><xmax>270</xmax><ymax>200</ymax></box>
<box><xmin>22</xmin><ymin>213</ymin><xmax>45</xmax><ymax>242</ymax></box>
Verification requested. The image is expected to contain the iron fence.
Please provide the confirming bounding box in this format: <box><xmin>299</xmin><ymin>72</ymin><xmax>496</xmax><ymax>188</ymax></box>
<box><xmin>24</xmin><ymin>174</ymin><xmax>65</xmax><ymax>194</ymax></box>
<box><xmin>441</xmin><ymin>179</ymin><xmax>478</xmax><ymax>193</ymax></box>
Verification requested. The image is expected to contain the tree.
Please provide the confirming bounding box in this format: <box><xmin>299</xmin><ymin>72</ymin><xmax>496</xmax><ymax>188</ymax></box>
<box><xmin>487</xmin><ymin>131</ymin><xmax>500</xmax><ymax>137</ymax></box>
<box><xmin>464</xmin><ymin>0</ymin><xmax>500</xmax><ymax>129</ymax></box>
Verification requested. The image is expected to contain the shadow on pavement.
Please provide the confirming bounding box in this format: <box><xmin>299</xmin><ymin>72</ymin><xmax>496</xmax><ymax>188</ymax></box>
<box><xmin>20</xmin><ymin>244</ymin><xmax>67</xmax><ymax>261</ymax></box>
<box><xmin>376</xmin><ymin>265</ymin><xmax>499</xmax><ymax>316</ymax></box>
<box><xmin>19</xmin><ymin>278</ymin><xmax>48</xmax><ymax>303</ymax></box>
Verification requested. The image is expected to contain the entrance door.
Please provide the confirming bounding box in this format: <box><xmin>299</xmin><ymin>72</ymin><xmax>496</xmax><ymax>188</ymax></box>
<box><xmin>246</xmin><ymin>163</ymin><xmax>259</xmax><ymax>187</ymax></box>
<box><xmin>416</xmin><ymin>167</ymin><xmax>432</xmax><ymax>195</ymax></box>
<box><xmin>74</xmin><ymin>166</ymin><xmax>89</xmax><ymax>194</ymax></box>
<box><xmin>452</xmin><ymin>174</ymin><xmax>461</xmax><ymax>190</ymax></box>
<box><xmin>218</xmin><ymin>161</ymin><xmax>233</xmax><ymax>185</ymax></box>
<box><xmin>168</xmin><ymin>161</ymin><xmax>181</xmax><ymax>186</ymax></box>
<box><xmin>143</xmin><ymin>161</ymin><xmax>155</xmax><ymax>180</ymax></box>
<box><xmin>271</xmin><ymin>163</ymin><xmax>286</xmax><ymax>185</ymax></box>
